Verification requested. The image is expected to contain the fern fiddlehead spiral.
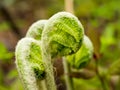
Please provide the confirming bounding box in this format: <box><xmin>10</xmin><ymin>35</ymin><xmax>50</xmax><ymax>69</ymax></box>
<box><xmin>66</xmin><ymin>35</ymin><xmax>94</xmax><ymax>69</ymax></box>
<box><xmin>41</xmin><ymin>12</ymin><xmax>84</xmax><ymax>90</ymax></box>
<box><xmin>15</xmin><ymin>20</ymin><xmax>47</xmax><ymax>90</ymax></box>
<box><xmin>15</xmin><ymin>38</ymin><xmax>45</xmax><ymax>90</ymax></box>
<box><xmin>15</xmin><ymin>11</ymin><xmax>93</xmax><ymax>90</ymax></box>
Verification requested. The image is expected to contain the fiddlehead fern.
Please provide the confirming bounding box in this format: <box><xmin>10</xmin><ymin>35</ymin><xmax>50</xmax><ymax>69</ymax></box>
<box><xmin>41</xmin><ymin>12</ymin><xmax>84</xmax><ymax>90</ymax></box>
<box><xmin>42</xmin><ymin>12</ymin><xmax>84</xmax><ymax>57</ymax></box>
<box><xmin>15</xmin><ymin>11</ymin><xmax>92</xmax><ymax>90</ymax></box>
<box><xmin>67</xmin><ymin>35</ymin><xmax>94</xmax><ymax>69</ymax></box>
<box><xmin>26</xmin><ymin>20</ymin><xmax>47</xmax><ymax>40</ymax></box>
<box><xmin>15</xmin><ymin>38</ymin><xmax>45</xmax><ymax>90</ymax></box>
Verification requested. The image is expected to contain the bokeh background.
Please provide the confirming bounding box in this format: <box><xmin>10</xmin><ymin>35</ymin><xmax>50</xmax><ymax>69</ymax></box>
<box><xmin>0</xmin><ymin>0</ymin><xmax>120</xmax><ymax>90</ymax></box>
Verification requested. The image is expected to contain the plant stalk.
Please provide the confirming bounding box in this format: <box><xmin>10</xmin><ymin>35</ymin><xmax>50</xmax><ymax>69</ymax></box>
<box><xmin>64</xmin><ymin>0</ymin><xmax>74</xmax><ymax>13</ymax></box>
<box><xmin>38</xmin><ymin>80</ymin><xmax>47</xmax><ymax>90</ymax></box>
<box><xmin>63</xmin><ymin>57</ymin><xmax>73</xmax><ymax>90</ymax></box>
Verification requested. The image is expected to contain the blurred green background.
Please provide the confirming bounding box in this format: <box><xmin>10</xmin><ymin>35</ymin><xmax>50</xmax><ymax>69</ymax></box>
<box><xmin>0</xmin><ymin>0</ymin><xmax>120</xmax><ymax>90</ymax></box>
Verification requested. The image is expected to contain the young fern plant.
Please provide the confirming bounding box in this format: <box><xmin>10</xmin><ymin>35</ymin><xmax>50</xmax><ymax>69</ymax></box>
<box><xmin>41</xmin><ymin>12</ymin><xmax>84</xmax><ymax>90</ymax></box>
<box><xmin>63</xmin><ymin>35</ymin><xmax>93</xmax><ymax>90</ymax></box>
<box><xmin>66</xmin><ymin>35</ymin><xmax>94</xmax><ymax>69</ymax></box>
<box><xmin>15</xmin><ymin>38</ymin><xmax>45</xmax><ymax>90</ymax></box>
<box><xmin>15</xmin><ymin>11</ymin><xmax>93</xmax><ymax>90</ymax></box>
<box><xmin>15</xmin><ymin>20</ymin><xmax>47</xmax><ymax>90</ymax></box>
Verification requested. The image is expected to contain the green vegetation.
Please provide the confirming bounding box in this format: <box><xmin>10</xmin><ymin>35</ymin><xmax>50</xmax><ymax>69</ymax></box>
<box><xmin>0</xmin><ymin>0</ymin><xmax>120</xmax><ymax>90</ymax></box>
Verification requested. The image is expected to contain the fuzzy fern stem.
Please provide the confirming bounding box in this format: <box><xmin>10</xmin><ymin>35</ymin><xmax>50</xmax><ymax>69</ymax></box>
<box><xmin>41</xmin><ymin>44</ymin><xmax>56</xmax><ymax>90</ymax></box>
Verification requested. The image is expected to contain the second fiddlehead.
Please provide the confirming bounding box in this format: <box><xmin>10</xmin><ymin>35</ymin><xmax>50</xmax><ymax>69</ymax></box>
<box><xmin>41</xmin><ymin>12</ymin><xmax>84</xmax><ymax>90</ymax></box>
